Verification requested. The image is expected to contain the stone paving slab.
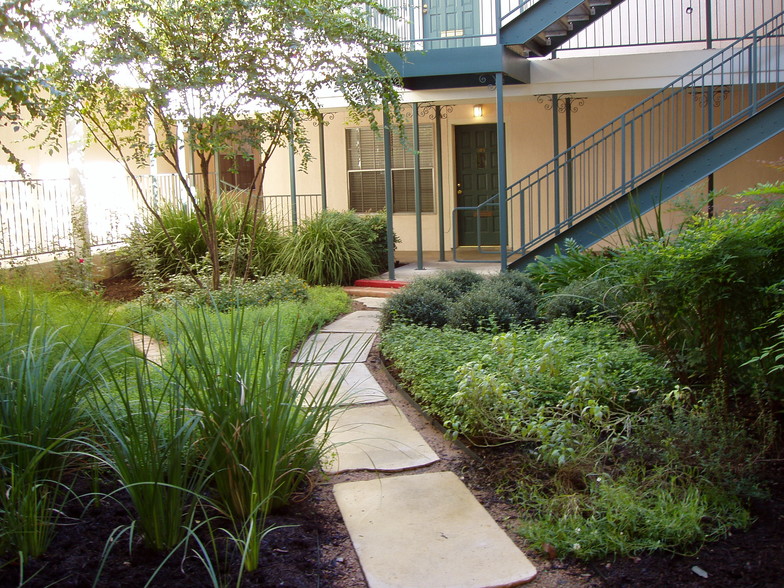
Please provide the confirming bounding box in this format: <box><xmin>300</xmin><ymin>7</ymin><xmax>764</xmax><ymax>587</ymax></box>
<box><xmin>131</xmin><ymin>333</ymin><xmax>163</xmax><ymax>365</ymax></box>
<box><xmin>322</xmin><ymin>311</ymin><xmax>381</xmax><ymax>333</ymax></box>
<box><xmin>353</xmin><ymin>296</ymin><xmax>388</xmax><ymax>309</ymax></box>
<box><xmin>322</xmin><ymin>404</ymin><xmax>439</xmax><ymax>474</ymax></box>
<box><xmin>293</xmin><ymin>332</ymin><xmax>374</xmax><ymax>364</ymax></box>
<box><xmin>333</xmin><ymin>471</ymin><xmax>537</xmax><ymax>588</ymax></box>
<box><xmin>292</xmin><ymin>363</ymin><xmax>387</xmax><ymax>406</ymax></box>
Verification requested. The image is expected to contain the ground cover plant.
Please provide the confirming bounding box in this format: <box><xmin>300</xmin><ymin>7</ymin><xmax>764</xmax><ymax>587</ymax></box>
<box><xmin>380</xmin><ymin>199</ymin><xmax>783</xmax><ymax>564</ymax></box>
<box><xmin>0</xmin><ymin>281</ymin><xmax>351</xmax><ymax>585</ymax></box>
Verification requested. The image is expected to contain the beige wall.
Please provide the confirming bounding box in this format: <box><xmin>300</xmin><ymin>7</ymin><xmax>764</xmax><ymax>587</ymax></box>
<box><xmin>259</xmin><ymin>90</ymin><xmax>784</xmax><ymax>254</ymax></box>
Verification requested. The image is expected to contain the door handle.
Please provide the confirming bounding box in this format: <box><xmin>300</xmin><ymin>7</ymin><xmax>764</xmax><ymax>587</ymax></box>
<box><xmin>457</xmin><ymin>189</ymin><xmax>463</xmax><ymax>195</ymax></box>
<box><xmin>422</xmin><ymin>4</ymin><xmax>428</xmax><ymax>14</ymax></box>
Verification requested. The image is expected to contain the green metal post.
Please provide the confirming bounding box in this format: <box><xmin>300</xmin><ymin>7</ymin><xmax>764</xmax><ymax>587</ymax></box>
<box><xmin>318</xmin><ymin>115</ymin><xmax>327</xmax><ymax>210</ymax></box>
<box><xmin>413</xmin><ymin>103</ymin><xmax>423</xmax><ymax>270</ymax></box>
<box><xmin>383</xmin><ymin>109</ymin><xmax>396</xmax><ymax>281</ymax></box>
<box><xmin>551</xmin><ymin>94</ymin><xmax>560</xmax><ymax>232</ymax></box>
<box><xmin>496</xmin><ymin>73</ymin><xmax>508</xmax><ymax>272</ymax></box>
<box><xmin>565</xmin><ymin>96</ymin><xmax>574</xmax><ymax>221</ymax></box>
<box><xmin>436</xmin><ymin>106</ymin><xmax>446</xmax><ymax>261</ymax></box>
<box><xmin>289</xmin><ymin>133</ymin><xmax>298</xmax><ymax>228</ymax></box>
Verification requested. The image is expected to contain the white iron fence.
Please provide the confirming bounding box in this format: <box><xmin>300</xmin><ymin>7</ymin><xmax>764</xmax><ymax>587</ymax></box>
<box><xmin>0</xmin><ymin>173</ymin><xmax>322</xmax><ymax>264</ymax></box>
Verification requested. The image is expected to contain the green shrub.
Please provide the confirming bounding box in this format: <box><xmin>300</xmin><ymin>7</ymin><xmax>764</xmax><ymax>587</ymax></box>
<box><xmin>123</xmin><ymin>194</ymin><xmax>282</xmax><ymax>282</ymax></box>
<box><xmin>448</xmin><ymin>319</ymin><xmax>673</xmax><ymax>460</ymax></box>
<box><xmin>379</xmin><ymin>324</ymin><xmax>493</xmax><ymax>418</ymax></box>
<box><xmin>138</xmin><ymin>272</ymin><xmax>309</xmax><ymax>312</ymax></box>
<box><xmin>519</xmin><ymin>467</ymin><xmax>750</xmax><ymax>560</ymax></box>
<box><xmin>447</xmin><ymin>286</ymin><xmax>523</xmax><ymax>332</ymax></box>
<box><xmin>610</xmin><ymin>206</ymin><xmax>784</xmax><ymax>390</ymax></box>
<box><xmin>539</xmin><ymin>277</ymin><xmax>621</xmax><ymax>321</ymax></box>
<box><xmin>526</xmin><ymin>239</ymin><xmax>614</xmax><ymax>294</ymax></box>
<box><xmin>382</xmin><ymin>284</ymin><xmax>451</xmax><ymax>329</ymax></box>
<box><xmin>275</xmin><ymin>210</ymin><xmax>379</xmax><ymax>285</ymax></box>
<box><xmin>448</xmin><ymin>271</ymin><xmax>539</xmax><ymax>331</ymax></box>
<box><xmin>382</xmin><ymin>270</ymin><xmax>536</xmax><ymax>331</ymax></box>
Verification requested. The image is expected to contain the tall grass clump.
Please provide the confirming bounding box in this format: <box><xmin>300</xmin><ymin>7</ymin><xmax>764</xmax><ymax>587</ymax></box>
<box><xmin>124</xmin><ymin>194</ymin><xmax>283</xmax><ymax>285</ymax></box>
<box><xmin>89</xmin><ymin>356</ymin><xmax>205</xmax><ymax>552</ymax></box>
<box><xmin>275</xmin><ymin>210</ymin><xmax>386</xmax><ymax>285</ymax></box>
<box><xmin>0</xmin><ymin>291</ymin><xmax>130</xmax><ymax>558</ymax></box>
<box><xmin>165</xmin><ymin>305</ymin><xmax>343</xmax><ymax>571</ymax></box>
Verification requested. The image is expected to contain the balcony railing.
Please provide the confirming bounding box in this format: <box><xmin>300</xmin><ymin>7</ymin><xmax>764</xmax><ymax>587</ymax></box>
<box><xmin>375</xmin><ymin>0</ymin><xmax>781</xmax><ymax>53</ymax></box>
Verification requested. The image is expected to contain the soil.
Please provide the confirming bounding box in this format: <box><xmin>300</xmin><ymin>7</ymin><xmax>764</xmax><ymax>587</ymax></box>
<box><xmin>4</xmin><ymin>280</ymin><xmax>778</xmax><ymax>587</ymax></box>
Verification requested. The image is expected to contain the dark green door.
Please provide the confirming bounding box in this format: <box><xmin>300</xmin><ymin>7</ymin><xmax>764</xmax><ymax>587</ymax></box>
<box><xmin>423</xmin><ymin>0</ymin><xmax>480</xmax><ymax>49</ymax></box>
<box><xmin>455</xmin><ymin>124</ymin><xmax>500</xmax><ymax>247</ymax></box>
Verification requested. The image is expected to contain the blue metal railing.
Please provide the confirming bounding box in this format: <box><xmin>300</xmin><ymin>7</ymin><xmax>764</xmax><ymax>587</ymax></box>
<box><xmin>460</xmin><ymin>11</ymin><xmax>784</xmax><ymax>258</ymax></box>
<box><xmin>375</xmin><ymin>0</ymin><xmax>779</xmax><ymax>52</ymax></box>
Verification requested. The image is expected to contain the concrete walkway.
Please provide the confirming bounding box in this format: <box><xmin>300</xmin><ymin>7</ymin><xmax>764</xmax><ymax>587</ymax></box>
<box><xmin>297</xmin><ymin>301</ymin><xmax>537</xmax><ymax>588</ymax></box>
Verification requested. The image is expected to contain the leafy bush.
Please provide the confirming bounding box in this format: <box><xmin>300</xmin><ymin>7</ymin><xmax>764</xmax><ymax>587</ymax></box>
<box><xmin>610</xmin><ymin>206</ymin><xmax>784</xmax><ymax>390</ymax></box>
<box><xmin>447</xmin><ymin>272</ymin><xmax>539</xmax><ymax>332</ymax></box>
<box><xmin>275</xmin><ymin>210</ymin><xmax>382</xmax><ymax>285</ymax></box>
<box><xmin>138</xmin><ymin>272</ymin><xmax>308</xmax><ymax>312</ymax></box>
<box><xmin>379</xmin><ymin>324</ymin><xmax>493</xmax><ymax>418</ymax></box>
<box><xmin>526</xmin><ymin>239</ymin><xmax>614</xmax><ymax>294</ymax></box>
<box><xmin>519</xmin><ymin>467</ymin><xmax>750</xmax><ymax>560</ymax></box>
<box><xmin>382</xmin><ymin>270</ymin><xmax>538</xmax><ymax>331</ymax></box>
<box><xmin>539</xmin><ymin>277</ymin><xmax>622</xmax><ymax>321</ymax></box>
<box><xmin>448</xmin><ymin>319</ymin><xmax>673</xmax><ymax>462</ymax></box>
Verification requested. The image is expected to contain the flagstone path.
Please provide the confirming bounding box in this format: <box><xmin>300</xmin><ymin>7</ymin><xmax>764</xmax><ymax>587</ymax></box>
<box><xmin>294</xmin><ymin>301</ymin><xmax>537</xmax><ymax>588</ymax></box>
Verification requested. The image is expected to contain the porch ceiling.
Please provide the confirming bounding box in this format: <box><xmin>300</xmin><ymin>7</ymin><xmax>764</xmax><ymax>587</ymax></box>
<box><xmin>384</xmin><ymin>46</ymin><xmax>530</xmax><ymax>91</ymax></box>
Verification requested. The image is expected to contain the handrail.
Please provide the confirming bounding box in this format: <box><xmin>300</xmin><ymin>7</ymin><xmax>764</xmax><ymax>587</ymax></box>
<box><xmin>463</xmin><ymin>11</ymin><xmax>784</xmax><ymax>256</ymax></box>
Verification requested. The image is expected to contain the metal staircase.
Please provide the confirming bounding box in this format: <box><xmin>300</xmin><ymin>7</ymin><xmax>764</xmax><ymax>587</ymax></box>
<box><xmin>456</xmin><ymin>12</ymin><xmax>784</xmax><ymax>269</ymax></box>
<box><xmin>501</xmin><ymin>0</ymin><xmax>626</xmax><ymax>57</ymax></box>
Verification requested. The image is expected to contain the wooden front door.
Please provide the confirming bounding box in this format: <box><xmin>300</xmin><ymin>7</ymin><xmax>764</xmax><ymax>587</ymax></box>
<box><xmin>455</xmin><ymin>124</ymin><xmax>500</xmax><ymax>247</ymax></box>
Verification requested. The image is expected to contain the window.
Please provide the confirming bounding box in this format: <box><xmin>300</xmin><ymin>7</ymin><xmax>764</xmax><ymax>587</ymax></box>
<box><xmin>219</xmin><ymin>154</ymin><xmax>256</xmax><ymax>190</ymax></box>
<box><xmin>346</xmin><ymin>125</ymin><xmax>435</xmax><ymax>213</ymax></box>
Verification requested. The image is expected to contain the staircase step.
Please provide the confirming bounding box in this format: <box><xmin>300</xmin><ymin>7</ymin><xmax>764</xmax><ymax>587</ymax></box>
<box><xmin>334</xmin><ymin>471</ymin><xmax>537</xmax><ymax>588</ymax></box>
<box><xmin>322</xmin><ymin>404</ymin><xmax>439</xmax><ymax>474</ymax></box>
<box><xmin>354</xmin><ymin>279</ymin><xmax>408</xmax><ymax>289</ymax></box>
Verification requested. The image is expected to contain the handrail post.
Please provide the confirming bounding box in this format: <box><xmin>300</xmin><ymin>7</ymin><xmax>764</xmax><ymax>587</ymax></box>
<box><xmin>750</xmin><ymin>30</ymin><xmax>758</xmax><ymax>114</ymax></box>
<box><xmin>620</xmin><ymin>113</ymin><xmax>626</xmax><ymax>193</ymax></box>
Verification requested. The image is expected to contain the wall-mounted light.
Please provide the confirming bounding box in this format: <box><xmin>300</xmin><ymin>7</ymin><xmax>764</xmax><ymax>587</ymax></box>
<box><xmin>473</xmin><ymin>104</ymin><xmax>483</xmax><ymax>118</ymax></box>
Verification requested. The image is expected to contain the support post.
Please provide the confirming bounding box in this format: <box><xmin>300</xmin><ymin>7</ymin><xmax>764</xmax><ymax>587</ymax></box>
<box><xmin>565</xmin><ymin>96</ymin><xmax>574</xmax><ymax>222</ymax></box>
<box><xmin>413</xmin><ymin>103</ymin><xmax>423</xmax><ymax>270</ymax></box>
<box><xmin>318</xmin><ymin>115</ymin><xmax>328</xmax><ymax>210</ymax></box>
<box><xmin>551</xmin><ymin>93</ymin><xmax>560</xmax><ymax>233</ymax></box>
<box><xmin>289</xmin><ymin>127</ymin><xmax>298</xmax><ymax>228</ymax></box>
<box><xmin>496</xmin><ymin>73</ymin><xmax>508</xmax><ymax>272</ymax></box>
<box><xmin>435</xmin><ymin>106</ymin><xmax>446</xmax><ymax>261</ymax></box>
<box><xmin>383</xmin><ymin>108</ymin><xmax>396</xmax><ymax>281</ymax></box>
